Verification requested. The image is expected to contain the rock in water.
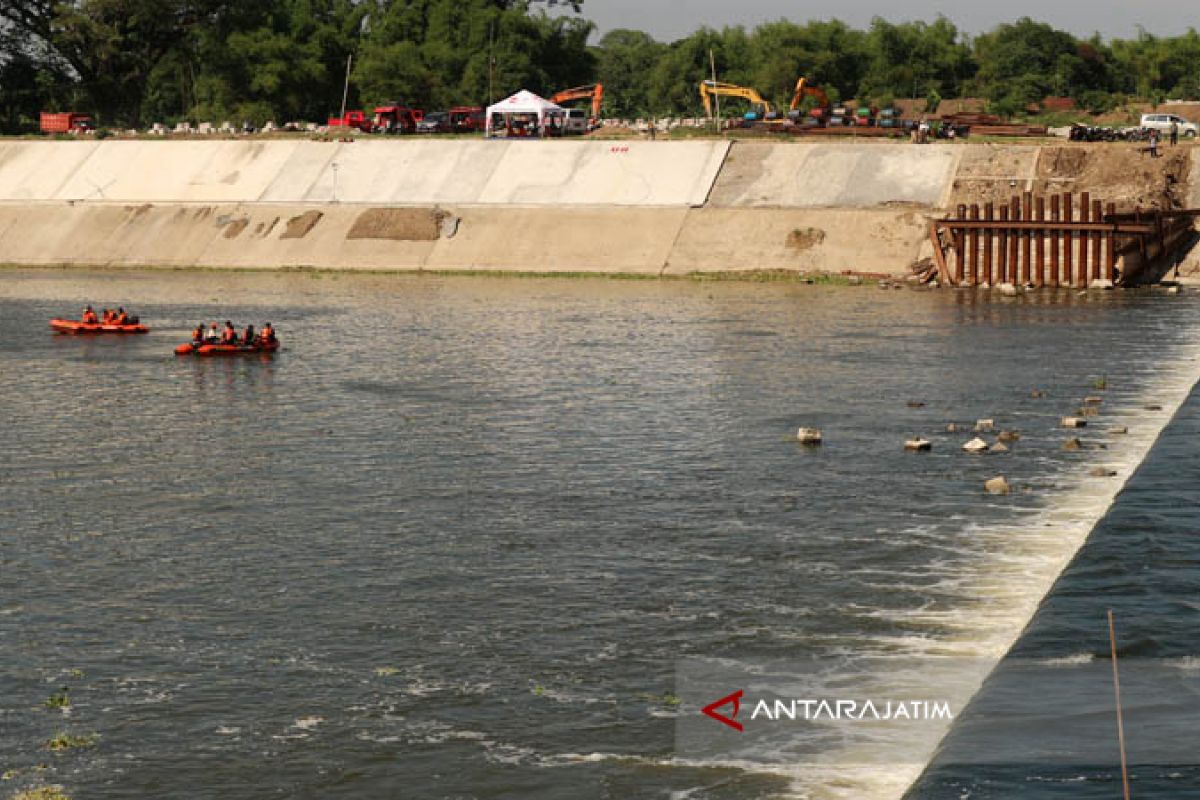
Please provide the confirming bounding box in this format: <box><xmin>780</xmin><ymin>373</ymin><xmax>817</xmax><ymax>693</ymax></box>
<box><xmin>997</xmin><ymin>430</ymin><xmax>1021</xmax><ymax>442</ymax></box>
<box><xmin>985</xmin><ymin>476</ymin><xmax>1011</xmax><ymax>494</ymax></box>
<box><xmin>990</xmin><ymin>442</ymin><xmax>1009</xmax><ymax>453</ymax></box>
<box><xmin>974</xmin><ymin>419</ymin><xmax>995</xmax><ymax>433</ymax></box>
<box><xmin>1089</xmin><ymin>467</ymin><xmax>1118</xmax><ymax>477</ymax></box>
<box><xmin>962</xmin><ymin>437</ymin><xmax>989</xmax><ymax>453</ymax></box>
<box><xmin>1061</xmin><ymin>417</ymin><xmax>1086</xmax><ymax>428</ymax></box>
<box><xmin>1108</xmin><ymin>426</ymin><xmax>1129</xmax><ymax>435</ymax></box>
<box><xmin>1063</xmin><ymin>437</ymin><xmax>1083</xmax><ymax>451</ymax></box>
<box><xmin>905</xmin><ymin>438</ymin><xmax>932</xmax><ymax>452</ymax></box>
<box><xmin>796</xmin><ymin>427</ymin><xmax>823</xmax><ymax>446</ymax></box>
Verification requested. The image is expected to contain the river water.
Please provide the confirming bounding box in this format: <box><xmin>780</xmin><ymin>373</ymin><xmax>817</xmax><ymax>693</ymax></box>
<box><xmin>1</xmin><ymin>269</ymin><xmax>1198</xmax><ymax>799</ymax></box>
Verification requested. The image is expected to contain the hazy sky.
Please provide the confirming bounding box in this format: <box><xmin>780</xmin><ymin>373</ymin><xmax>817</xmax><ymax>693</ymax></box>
<box><xmin>565</xmin><ymin>0</ymin><xmax>1195</xmax><ymax>42</ymax></box>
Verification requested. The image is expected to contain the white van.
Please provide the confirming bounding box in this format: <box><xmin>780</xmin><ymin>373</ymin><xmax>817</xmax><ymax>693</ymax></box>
<box><xmin>563</xmin><ymin>109</ymin><xmax>589</xmax><ymax>135</ymax></box>
<box><xmin>1139</xmin><ymin>113</ymin><xmax>1198</xmax><ymax>138</ymax></box>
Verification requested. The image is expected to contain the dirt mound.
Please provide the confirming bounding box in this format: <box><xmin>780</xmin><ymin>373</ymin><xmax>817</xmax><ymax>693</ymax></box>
<box><xmin>1035</xmin><ymin>145</ymin><xmax>1189</xmax><ymax>210</ymax></box>
<box><xmin>346</xmin><ymin>208</ymin><xmax>446</xmax><ymax>241</ymax></box>
<box><xmin>947</xmin><ymin>142</ymin><xmax>1190</xmax><ymax>212</ymax></box>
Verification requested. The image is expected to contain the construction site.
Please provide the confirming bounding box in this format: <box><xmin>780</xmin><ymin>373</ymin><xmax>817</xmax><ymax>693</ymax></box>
<box><xmin>0</xmin><ymin>135</ymin><xmax>1195</xmax><ymax>284</ymax></box>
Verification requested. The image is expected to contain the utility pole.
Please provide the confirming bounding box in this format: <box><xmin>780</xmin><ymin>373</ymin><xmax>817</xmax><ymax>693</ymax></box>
<box><xmin>489</xmin><ymin>23</ymin><xmax>496</xmax><ymax>105</ymax></box>
<box><xmin>709</xmin><ymin>49</ymin><xmax>720</xmax><ymax>133</ymax></box>
<box><xmin>339</xmin><ymin>54</ymin><xmax>353</xmax><ymax>120</ymax></box>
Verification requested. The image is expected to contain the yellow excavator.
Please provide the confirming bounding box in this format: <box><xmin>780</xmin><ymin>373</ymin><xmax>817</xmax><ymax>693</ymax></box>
<box><xmin>699</xmin><ymin>80</ymin><xmax>775</xmax><ymax>120</ymax></box>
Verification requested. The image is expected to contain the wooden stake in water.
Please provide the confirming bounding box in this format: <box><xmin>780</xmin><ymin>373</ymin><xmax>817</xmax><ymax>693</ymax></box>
<box><xmin>1108</xmin><ymin>609</ymin><xmax>1131</xmax><ymax>800</ymax></box>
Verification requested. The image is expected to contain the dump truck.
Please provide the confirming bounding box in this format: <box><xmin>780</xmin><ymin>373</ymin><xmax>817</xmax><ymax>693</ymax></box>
<box><xmin>40</xmin><ymin>112</ymin><xmax>95</xmax><ymax>134</ymax></box>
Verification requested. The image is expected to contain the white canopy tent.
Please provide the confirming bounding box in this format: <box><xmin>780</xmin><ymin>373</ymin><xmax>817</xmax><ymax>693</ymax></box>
<box><xmin>486</xmin><ymin>90</ymin><xmax>566</xmax><ymax>138</ymax></box>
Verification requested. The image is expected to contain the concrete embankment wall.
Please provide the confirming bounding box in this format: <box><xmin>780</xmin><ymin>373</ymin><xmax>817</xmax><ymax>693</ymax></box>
<box><xmin>0</xmin><ymin>139</ymin><xmax>970</xmax><ymax>275</ymax></box>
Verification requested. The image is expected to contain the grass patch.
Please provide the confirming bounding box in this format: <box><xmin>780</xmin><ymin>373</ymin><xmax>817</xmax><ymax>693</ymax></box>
<box><xmin>45</xmin><ymin>733</ymin><xmax>97</xmax><ymax>752</ymax></box>
<box><xmin>0</xmin><ymin>261</ymin><xmax>869</xmax><ymax>284</ymax></box>
<box><xmin>685</xmin><ymin>269</ymin><xmax>856</xmax><ymax>285</ymax></box>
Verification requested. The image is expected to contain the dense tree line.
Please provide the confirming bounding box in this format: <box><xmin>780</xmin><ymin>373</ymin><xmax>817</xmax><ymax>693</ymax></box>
<box><xmin>3</xmin><ymin>0</ymin><xmax>1200</xmax><ymax>132</ymax></box>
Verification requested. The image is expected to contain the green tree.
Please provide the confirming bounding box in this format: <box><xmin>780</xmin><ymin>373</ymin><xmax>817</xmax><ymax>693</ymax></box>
<box><xmin>971</xmin><ymin>18</ymin><xmax>1083</xmax><ymax>111</ymax></box>
<box><xmin>594</xmin><ymin>29</ymin><xmax>667</xmax><ymax>117</ymax></box>
<box><xmin>0</xmin><ymin>0</ymin><xmax>239</xmax><ymax>126</ymax></box>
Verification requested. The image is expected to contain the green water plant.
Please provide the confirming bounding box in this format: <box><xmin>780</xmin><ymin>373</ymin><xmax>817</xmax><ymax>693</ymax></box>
<box><xmin>12</xmin><ymin>788</ymin><xmax>72</xmax><ymax>800</ymax></box>
<box><xmin>1092</xmin><ymin>375</ymin><xmax>1108</xmax><ymax>390</ymax></box>
<box><xmin>45</xmin><ymin>733</ymin><xmax>97</xmax><ymax>752</ymax></box>
<box><xmin>43</xmin><ymin>689</ymin><xmax>70</xmax><ymax>710</ymax></box>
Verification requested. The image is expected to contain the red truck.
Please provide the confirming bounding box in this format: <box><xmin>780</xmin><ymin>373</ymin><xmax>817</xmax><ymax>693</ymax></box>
<box><xmin>373</xmin><ymin>104</ymin><xmax>422</xmax><ymax>134</ymax></box>
<box><xmin>449</xmin><ymin>106</ymin><xmax>486</xmax><ymax>133</ymax></box>
<box><xmin>40</xmin><ymin>112</ymin><xmax>95</xmax><ymax>134</ymax></box>
<box><xmin>327</xmin><ymin>111</ymin><xmax>373</xmax><ymax>132</ymax></box>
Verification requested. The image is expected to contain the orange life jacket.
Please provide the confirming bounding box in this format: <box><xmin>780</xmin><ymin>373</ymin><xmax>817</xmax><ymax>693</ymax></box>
<box><xmin>115</xmin><ymin>312</ymin><xmax>129</xmax><ymax>325</ymax></box>
<box><xmin>83</xmin><ymin>311</ymin><xmax>98</xmax><ymax>324</ymax></box>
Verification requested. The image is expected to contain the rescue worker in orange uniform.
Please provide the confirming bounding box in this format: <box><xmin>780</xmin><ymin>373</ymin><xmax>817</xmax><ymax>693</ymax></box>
<box><xmin>260</xmin><ymin>323</ymin><xmax>276</xmax><ymax>344</ymax></box>
<box><xmin>114</xmin><ymin>308</ymin><xmax>129</xmax><ymax>325</ymax></box>
<box><xmin>82</xmin><ymin>305</ymin><xmax>99</xmax><ymax>324</ymax></box>
<box><xmin>221</xmin><ymin>320</ymin><xmax>238</xmax><ymax>344</ymax></box>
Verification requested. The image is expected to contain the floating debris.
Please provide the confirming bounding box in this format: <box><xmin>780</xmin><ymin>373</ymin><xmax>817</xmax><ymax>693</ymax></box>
<box><xmin>906</xmin><ymin>401</ymin><xmax>926</xmax><ymax>408</ymax></box>
<box><xmin>905</xmin><ymin>438</ymin><xmax>932</xmax><ymax>452</ymax></box>
<box><xmin>996</xmin><ymin>430</ymin><xmax>1021</xmax><ymax>442</ymax></box>
<box><xmin>1108</xmin><ymin>426</ymin><xmax>1129</xmax><ymax>435</ymax></box>
<box><xmin>1061</xmin><ymin>417</ymin><xmax>1086</xmax><ymax>428</ymax></box>
<box><xmin>1089</xmin><ymin>467</ymin><xmax>1118</xmax><ymax>477</ymax></box>
<box><xmin>985</xmin><ymin>476</ymin><xmax>1011</xmax><ymax>495</ymax></box>
<box><xmin>1063</xmin><ymin>438</ymin><xmax>1083</xmax><ymax>451</ymax></box>
<box><xmin>796</xmin><ymin>427</ymin><xmax>823</xmax><ymax>446</ymax></box>
<box><xmin>1083</xmin><ymin>396</ymin><xmax>1103</xmax><ymax>405</ymax></box>
<box><xmin>973</xmin><ymin>419</ymin><xmax>995</xmax><ymax>433</ymax></box>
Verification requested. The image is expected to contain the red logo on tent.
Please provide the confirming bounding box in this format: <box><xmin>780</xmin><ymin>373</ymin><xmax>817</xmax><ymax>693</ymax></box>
<box><xmin>702</xmin><ymin>689</ymin><xmax>744</xmax><ymax>732</ymax></box>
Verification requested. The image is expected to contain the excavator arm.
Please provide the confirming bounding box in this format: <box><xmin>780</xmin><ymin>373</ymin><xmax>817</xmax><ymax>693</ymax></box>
<box><xmin>699</xmin><ymin>81</ymin><xmax>774</xmax><ymax>119</ymax></box>
<box><xmin>788</xmin><ymin>77</ymin><xmax>830</xmax><ymax>113</ymax></box>
<box><xmin>550</xmin><ymin>84</ymin><xmax>605</xmax><ymax>120</ymax></box>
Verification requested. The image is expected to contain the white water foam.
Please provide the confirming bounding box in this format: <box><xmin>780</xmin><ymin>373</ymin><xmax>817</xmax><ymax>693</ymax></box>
<box><xmin>678</xmin><ymin>340</ymin><xmax>1200</xmax><ymax>799</ymax></box>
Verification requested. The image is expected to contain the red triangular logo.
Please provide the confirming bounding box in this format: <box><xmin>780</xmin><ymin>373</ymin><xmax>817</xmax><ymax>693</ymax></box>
<box><xmin>702</xmin><ymin>689</ymin><xmax>744</xmax><ymax>732</ymax></box>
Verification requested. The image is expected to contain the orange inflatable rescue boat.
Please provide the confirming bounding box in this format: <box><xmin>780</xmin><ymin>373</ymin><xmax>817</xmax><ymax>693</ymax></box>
<box><xmin>51</xmin><ymin>318</ymin><xmax>149</xmax><ymax>334</ymax></box>
<box><xmin>175</xmin><ymin>340</ymin><xmax>280</xmax><ymax>356</ymax></box>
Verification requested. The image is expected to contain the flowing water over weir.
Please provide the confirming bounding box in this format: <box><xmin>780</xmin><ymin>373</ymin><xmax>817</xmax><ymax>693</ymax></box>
<box><xmin>1</xmin><ymin>270</ymin><xmax>1199</xmax><ymax>799</ymax></box>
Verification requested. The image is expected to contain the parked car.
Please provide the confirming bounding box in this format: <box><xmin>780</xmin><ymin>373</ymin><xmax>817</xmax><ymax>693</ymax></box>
<box><xmin>417</xmin><ymin>111</ymin><xmax>451</xmax><ymax>134</ymax></box>
<box><xmin>1139</xmin><ymin>113</ymin><xmax>1198</xmax><ymax>138</ymax></box>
